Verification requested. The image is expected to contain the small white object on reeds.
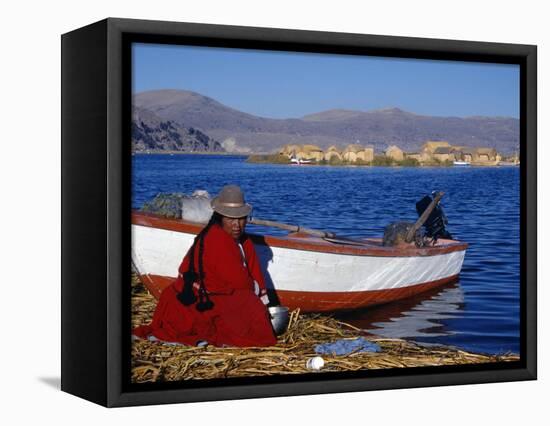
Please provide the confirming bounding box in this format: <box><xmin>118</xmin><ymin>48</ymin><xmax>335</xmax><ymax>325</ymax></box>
<box><xmin>306</xmin><ymin>356</ymin><xmax>325</xmax><ymax>370</ymax></box>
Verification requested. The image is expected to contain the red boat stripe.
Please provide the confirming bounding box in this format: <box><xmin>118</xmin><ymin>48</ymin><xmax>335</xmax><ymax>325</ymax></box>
<box><xmin>137</xmin><ymin>274</ymin><xmax>460</xmax><ymax>313</ymax></box>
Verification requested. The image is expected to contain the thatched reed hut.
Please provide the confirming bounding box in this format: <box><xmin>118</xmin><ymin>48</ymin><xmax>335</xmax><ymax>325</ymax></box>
<box><xmin>359</xmin><ymin>145</ymin><xmax>375</xmax><ymax>163</ymax></box>
<box><xmin>342</xmin><ymin>144</ymin><xmax>374</xmax><ymax>163</ymax></box>
<box><xmin>421</xmin><ymin>140</ymin><xmax>451</xmax><ymax>155</ymax></box>
<box><xmin>385</xmin><ymin>145</ymin><xmax>404</xmax><ymax>161</ymax></box>
<box><xmin>433</xmin><ymin>146</ymin><xmax>452</xmax><ymax>162</ymax></box>
<box><xmin>279</xmin><ymin>144</ymin><xmax>302</xmax><ymax>158</ymax></box>
<box><xmin>405</xmin><ymin>152</ymin><xmax>422</xmax><ymax>162</ymax></box>
<box><xmin>324</xmin><ymin>145</ymin><xmax>342</xmax><ymax>161</ymax></box>
<box><xmin>475</xmin><ymin>147</ymin><xmax>499</xmax><ymax>162</ymax></box>
<box><xmin>296</xmin><ymin>144</ymin><xmax>324</xmax><ymax>162</ymax></box>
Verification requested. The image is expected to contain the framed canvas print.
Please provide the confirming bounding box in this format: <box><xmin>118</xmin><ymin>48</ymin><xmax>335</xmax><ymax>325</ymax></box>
<box><xmin>61</xmin><ymin>18</ymin><xmax>536</xmax><ymax>407</ymax></box>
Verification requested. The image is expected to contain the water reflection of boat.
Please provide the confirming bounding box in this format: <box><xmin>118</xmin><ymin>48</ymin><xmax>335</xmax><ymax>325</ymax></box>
<box><xmin>336</xmin><ymin>281</ymin><xmax>465</xmax><ymax>339</ymax></box>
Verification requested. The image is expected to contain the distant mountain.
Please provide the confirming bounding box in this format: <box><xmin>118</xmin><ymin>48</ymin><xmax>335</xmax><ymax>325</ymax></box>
<box><xmin>302</xmin><ymin>108</ymin><xmax>402</xmax><ymax>122</ymax></box>
<box><xmin>133</xmin><ymin>89</ymin><xmax>519</xmax><ymax>154</ymax></box>
<box><xmin>132</xmin><ymin>106</ymin><xmax>224</xmax><ymax>152</ymax></box>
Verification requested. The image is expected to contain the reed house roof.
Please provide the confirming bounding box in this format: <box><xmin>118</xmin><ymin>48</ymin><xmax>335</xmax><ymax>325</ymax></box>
<box><xmin>434</xmin><ymin>147</ymin><xmax>451</xmax><ymax>154</ymax></box>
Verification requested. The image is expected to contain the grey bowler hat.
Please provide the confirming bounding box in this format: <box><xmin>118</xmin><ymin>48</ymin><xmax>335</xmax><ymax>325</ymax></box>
<box><xmin>211</xmin><ymin>185</ymin><xmax>252</xmax><ymax>218</ymax></box>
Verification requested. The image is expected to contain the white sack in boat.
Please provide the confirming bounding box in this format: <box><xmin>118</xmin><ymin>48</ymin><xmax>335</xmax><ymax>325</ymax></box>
<box><xmin>181</xmin><ymin>190</ymin><xmax>213</xmax><ymax>223</ymax></box>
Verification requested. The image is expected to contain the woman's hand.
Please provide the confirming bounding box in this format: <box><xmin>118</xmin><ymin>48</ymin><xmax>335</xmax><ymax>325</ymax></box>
<box><xmin>254</xmin><ymin>280</ymin><xmax>270</xmax><ymax>305</ymax></box>
<box><xmin>259</xmin><ymin>288</ymin><xmax>269</xmax><ymax>305</ymax></box>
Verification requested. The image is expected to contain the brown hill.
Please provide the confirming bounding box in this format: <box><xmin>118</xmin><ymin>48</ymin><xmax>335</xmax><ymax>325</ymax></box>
<box><xmin>133</xmin><ymin>90</ymin><xmax>519</xmax><ymax>154</ymax></box>
<box><xmin>132</xmin><ymin>106</ymin><xmax>224</xmax><ymax>152</ymax></box>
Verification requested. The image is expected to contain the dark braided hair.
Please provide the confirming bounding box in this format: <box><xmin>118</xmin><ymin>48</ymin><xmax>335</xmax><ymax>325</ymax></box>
<box><xmin>177</xmin><ymin>212</ymin><xmax>222</xmax><ymax>311</ymax></box>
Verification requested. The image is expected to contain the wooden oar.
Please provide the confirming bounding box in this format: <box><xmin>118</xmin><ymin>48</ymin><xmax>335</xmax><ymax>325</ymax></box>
<box><xmin>249</xmin><ymin>218</ymin><xmax>374</xmax><ymax>246</ymax></box>
<box><xmin>404</xmin><ymin>191</ymin><xmax>445</xmax><ymax>243</ymax></box>
<box><xmin>251</xmin><ymin>191</ymin><xmax>445</xmax><ymax>247</ymax></box>
<box><xmin>248</xmin><ymin>218</ymin><xmax>380</xmax><ymax>246</ymax></box>
<box><xmin>249</xmin><ymin>218</ymin><xmax>336</xmax><ymax>239</ymax></box>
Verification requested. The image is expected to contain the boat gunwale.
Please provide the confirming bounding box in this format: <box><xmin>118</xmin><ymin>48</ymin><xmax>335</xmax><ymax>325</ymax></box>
<box><xmin>132</xmin><ymin>211</ymin><xmax>468</xmax><ymax>258</ymax></box>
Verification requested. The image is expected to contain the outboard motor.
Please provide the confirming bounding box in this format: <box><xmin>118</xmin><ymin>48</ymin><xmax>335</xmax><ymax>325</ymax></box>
<box><xmin>416</xmin><ymin>192</ymin><xmax>452</xmax><ymax>243</ymax></box>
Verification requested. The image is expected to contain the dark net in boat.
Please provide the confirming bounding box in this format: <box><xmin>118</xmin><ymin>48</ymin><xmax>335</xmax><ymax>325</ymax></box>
<box><xmin>141</xmin><ymin>193</ymin><xmax>187</xmax><ymax>218</ymax></box>
<box><xmin>382</xmin><ymin>222</ymin><xmax>425</xmax><ymax>247</ymax></box>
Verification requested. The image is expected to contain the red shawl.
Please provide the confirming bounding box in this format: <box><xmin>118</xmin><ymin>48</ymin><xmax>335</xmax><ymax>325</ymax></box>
<box><xmin>133</xmin><ymin>224</ymin><xmax>276</xmax><ymax>347</ymax></box>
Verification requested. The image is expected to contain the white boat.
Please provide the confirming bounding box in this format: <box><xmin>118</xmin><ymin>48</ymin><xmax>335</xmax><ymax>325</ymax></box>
<box><xmin>290</xmin><ymin>157</ymin><xmax>312</xmax><ymax>165</ymax></box>
<box><xmin>453</xmin><ymin>161</ymin><xmax>471</xmax><ymax>166</ymax></box>
<box><xmin>132</xmin><ymin>212</ymin><xmax>468</xmax><ymax>313</ymax></box>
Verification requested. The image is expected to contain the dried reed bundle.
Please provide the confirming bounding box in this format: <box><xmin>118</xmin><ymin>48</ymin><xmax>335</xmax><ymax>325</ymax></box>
<box><xmin>131</xmin><ymin>274</ymin><xmax>518</xmax><ymax>383</ymax></box>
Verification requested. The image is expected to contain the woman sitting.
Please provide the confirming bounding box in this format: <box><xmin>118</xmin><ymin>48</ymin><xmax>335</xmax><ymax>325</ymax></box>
<box><xmin>133</xmin><ymin>185</ymin><xmax>277</xmax><ymax>347</ymax></box>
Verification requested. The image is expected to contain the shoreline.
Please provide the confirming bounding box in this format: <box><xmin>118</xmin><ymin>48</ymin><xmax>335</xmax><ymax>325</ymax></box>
<box><xmin>245</xmin><ymin>154</ymin><xmax>511</xmax><ymax>168</ymax></box>
<box><xmin>132</xmin><ymin>150</ymin><xmax>247</xmax><ymax>156</ymax></box>
<box><xmin>131</xmin><ymin>273</ymin><xmax>519</xmax><ymax>383</ymax></box>
<box><xmin>131</xmin><ymin>151</ymin><xmax>517</xmax><ymax>167</ymax></box>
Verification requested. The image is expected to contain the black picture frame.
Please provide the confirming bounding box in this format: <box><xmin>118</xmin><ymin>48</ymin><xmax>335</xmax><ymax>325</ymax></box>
<box><xmin>61</xmin><ymin>17</ymin><xmax>537</xmax><ymax>407</ymax></box>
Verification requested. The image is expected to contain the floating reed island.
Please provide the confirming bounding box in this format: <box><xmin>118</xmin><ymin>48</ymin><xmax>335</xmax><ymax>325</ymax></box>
<box><xmin>246</xmin><ymin>141</ymin><xmax>514</xmax><ymax>167</ymax></box>
<box><xmin>131</xmin><ymin>274</ymin><xmax>518</xmax><ymax>383</ymax></box>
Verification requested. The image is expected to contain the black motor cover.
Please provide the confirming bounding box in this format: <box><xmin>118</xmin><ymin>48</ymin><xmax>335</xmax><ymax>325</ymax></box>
<box><xmin>416</xmin><ymin>194</ymin><xmax>453</xmax><ymax>241</ymax></box>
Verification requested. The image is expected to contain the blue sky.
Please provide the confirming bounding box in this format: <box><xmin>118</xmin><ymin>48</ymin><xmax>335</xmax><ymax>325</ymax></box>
<box><xmin>133</xmin><ymin>43</ymin><xmax>519</xmax><ymax>119</ymax></box>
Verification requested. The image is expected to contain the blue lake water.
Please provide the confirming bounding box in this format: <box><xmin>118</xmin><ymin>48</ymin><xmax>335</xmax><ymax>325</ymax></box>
<box><xmin>132</xmin><ymin>154</ymin><xmax>521</xmax><ymax>355</ymax></box>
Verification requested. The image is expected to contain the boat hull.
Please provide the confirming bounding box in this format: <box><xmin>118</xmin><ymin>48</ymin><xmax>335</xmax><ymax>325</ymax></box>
<box><xmin>132</xmin><ymin>212</ymin><xmax>467</xmax><ymax>312</ymax></box>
